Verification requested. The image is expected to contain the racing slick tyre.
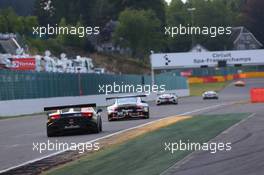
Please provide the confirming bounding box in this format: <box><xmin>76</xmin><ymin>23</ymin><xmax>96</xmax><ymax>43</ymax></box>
<box><xmin>144</xmin><ymin>112</ymin><xmax>150</xmax><ymax>119</ymax></box>
<box><xmin>99</xmin><ymin>117</ymin><xmax>102</xmax><ymax>132</ymax></box>
<box><xmin>108</xmin><ymin>115</ymin><xmax>114</xmax><ymax>122</ymax></box>
<box><xmin>94</xmin><ymin>116</ymin><xmax>102</xmax><ymax>133</ymax></box>
<box><xmin>47</xmin><ymin>128</ymin><xmax>56</xmax><ymax>137</ymax></box>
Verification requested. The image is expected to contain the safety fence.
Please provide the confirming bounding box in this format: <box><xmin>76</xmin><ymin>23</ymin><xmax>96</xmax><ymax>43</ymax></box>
<box><xmin>0</xmin><ymin>70</ymin><xmax>188</xmax><ymax>101</ymax></box>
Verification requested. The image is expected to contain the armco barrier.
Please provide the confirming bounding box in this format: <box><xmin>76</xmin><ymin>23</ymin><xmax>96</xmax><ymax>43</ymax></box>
<box><xmin>0</xmin><ymin>89</ymin><xmax>190</xmax><ymax>116</ymax></box>
<box><xmin>251</xmin><ymin>88</ymin><xmax>264</xmax><ymax>103</ymax></box>
<box><xmin>0</xmin><ymin>70</ymin><xmax>188</xmax><ymax>101</ymax></box>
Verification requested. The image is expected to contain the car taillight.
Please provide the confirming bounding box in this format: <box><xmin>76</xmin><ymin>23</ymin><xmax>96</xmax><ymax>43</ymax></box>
<box><xmin>137</xmin><ymin>106</ymin><xmax>143</xmax><ymax>109</ymax></box>
<box><xmin>82</xmin><ymin>112</ymin><xmax>93</xmax><ymax>118</ymax></box>
<box><xmin>51</xmin><ymin>114</ymin><xmax>61</xmax><ymax>120</ymax></box>
<box><xmin>112</xmin><ymin>107</ymin><xmax>117</xmax><ymax>112</ymax></box>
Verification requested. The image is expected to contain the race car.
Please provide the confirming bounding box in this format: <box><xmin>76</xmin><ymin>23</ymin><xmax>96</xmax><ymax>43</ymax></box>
<box><xmin>156</xmin><ymin>93</ymin><xmax>178</xmax><ymax>105</ymax></box>
<box><xmin>234</xmin><ymin>80</ymin><xmax>246</xmax><ymax>87</ymax></box>
<box><xmin>45</xmin><ymin>104</ymin><xmax>102</xmax><ymax>137</ymax></box>
<box><xmin>106</xmin><ymin>95</ymin><xmax>149</xmax><ymax>121</ymax></box>
<box><xmin>202</xmin><ymin>91</ymin><xmax>219</xmax><ymax>100</ymax></box>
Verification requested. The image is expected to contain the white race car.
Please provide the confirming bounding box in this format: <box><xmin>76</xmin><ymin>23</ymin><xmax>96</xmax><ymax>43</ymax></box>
<box><xmin>106</xmin><ymin>95</ymin><xmax>149</xmax><ymax>121</ymax></box>
<box><xmin>234</xmin><ymin>80</ymin><xmax>246</xmax><ymax>87</ymax></box>
<box><xmin>202</xmin><ymin>91</ymin><xmax>219</xmax><ymax>100</ymax></box>
<box><xmin>156</xmin><ymin>93</ymin><xmax>178</xmax><ymax>105</ymax></box>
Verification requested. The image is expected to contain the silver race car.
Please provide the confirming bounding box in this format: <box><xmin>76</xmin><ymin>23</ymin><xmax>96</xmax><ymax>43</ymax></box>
<box><xmin>106</xmin><ymin>95</ymin><xmax>149</xmax><ymax>121</ymax></box>
<box><xmin>202</xmin><ymin>91</ymin><xmax>219</xmax><ymax>100</ymax></box>
<box><xmin>156</xmin><ymin>93</ymin><xmax>178</xmax><ymax>105</ymax></box>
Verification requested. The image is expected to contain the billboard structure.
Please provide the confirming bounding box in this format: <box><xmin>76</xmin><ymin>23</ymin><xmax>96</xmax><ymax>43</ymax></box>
<box><xmin>151</xmin><ymin>49</ymin><xmax>264</xmax><ymax>69</ymax></box>
<box><xmin>10</xmin><ymin>58</ymin><xmax>36</xmax><ymax>71</ymax></box>
<box><xmin>150</xmin><ymin>49</ymin><xmax>264</xmax><ymax>84</ymax></box>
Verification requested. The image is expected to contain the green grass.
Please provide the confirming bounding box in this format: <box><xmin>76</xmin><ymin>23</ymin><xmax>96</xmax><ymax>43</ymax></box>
<box><xmin>189</xmin><ymin>81</ymin><xmax>230</xmax><ymax>96</ymax></box>
<box><xmin>46</xmin><ymin>113</ymin><xmax>248</xmax><ymax>175</ymax></box>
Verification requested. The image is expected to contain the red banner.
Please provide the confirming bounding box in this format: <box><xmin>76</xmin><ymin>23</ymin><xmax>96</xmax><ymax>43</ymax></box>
<box><xmin>180</xmin><ymin>70</ymin><xmax>192</xmax><ymax>77</ymax></box>
<box><xmin>11</xmin><ymin>58</ymin><xmax>36</xmax><ymax>71</ymax></box>
<box><xmin>251</xmin><ymin>88</ymin><xmax>264</xmax><ymax>103</ymax></box>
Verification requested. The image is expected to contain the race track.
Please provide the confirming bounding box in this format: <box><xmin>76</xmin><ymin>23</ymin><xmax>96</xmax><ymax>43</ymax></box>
<box><xmin>164</xmin><ymin>79</ymin><xmax>264</xmax><ymax>175</ymax></box>
<box><xmin>0</xmin><ymin>78</ymin><xmax>263</xmax><ymax>174</ymax></box>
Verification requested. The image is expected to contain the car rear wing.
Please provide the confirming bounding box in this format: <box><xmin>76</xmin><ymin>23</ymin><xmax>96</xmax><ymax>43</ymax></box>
<box><xmin>106</xmin><ymin>94</ymin><xmax>147</xmax><ymax>100</ymax></box>
<box><xmin>157</xmin><ymin>93</ymin><xmax>176</xmax><ymax>96</ymax></box>
<box><xmin>44</xmin><ymin>103</ymin><xmax>96</xmax><ymax>111</ymax></box>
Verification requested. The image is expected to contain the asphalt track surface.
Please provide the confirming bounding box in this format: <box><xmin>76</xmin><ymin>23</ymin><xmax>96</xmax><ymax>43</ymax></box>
<box><xmin>0</xmin><ymin>78</ymin><xmax>263</xmax><ymax>174</ymax></box>
<box><xmin>164</xmin><ymin>78</ymin><xmax>264</xmax><ymax>175</ymax></box>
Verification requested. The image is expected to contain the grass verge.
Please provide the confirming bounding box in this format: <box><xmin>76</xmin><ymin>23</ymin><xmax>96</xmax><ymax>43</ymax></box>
<box><xmin>189</xmin><ymin>81</ymin><xmax>230</xmax><ymax>96</ymax></box>
<box><xmin>45</xmin><ymin>113</ymin><xmax>248</xmax><ymax>175</ymax></box>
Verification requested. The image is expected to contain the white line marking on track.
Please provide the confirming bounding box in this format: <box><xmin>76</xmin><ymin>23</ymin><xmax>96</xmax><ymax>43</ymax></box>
<box><xmin>0</xmin><ymin>101</ymin><xmax>239</xmax><ymax>174</ymax></box>
<box><xmin>222</xmin><ymin>113</ymin><xmax>256</xmax><ymax>134</ymax></box>
<box><xmin>160</xmin><ymin>112</ymin><xmax>256</xmax><ymax>175</ymax></box>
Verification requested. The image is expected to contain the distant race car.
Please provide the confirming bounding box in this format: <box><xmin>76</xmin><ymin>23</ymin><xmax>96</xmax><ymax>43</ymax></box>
<box><xmin>202</xmin><ymin>91</ymin><xmax>219</xmax><ymax>100</ymax></box>
<box><xmin>234</xmin><ymin>80</ymin><xmax>246</xmax><ymax>87</ymax></box>
<box><xmin>106</xmin><ymin>95</ymin><xmax>149</xmax><ymax>121</ymax></box>
<box><xmin>156</xmin><ymin>93</ymin><xmax>178</xmax><ymax>105</ymax></box>
<box><xmin>45</xmin><ymin>104</ymin><xmax>102</xmax><ymax>137</ymax></box>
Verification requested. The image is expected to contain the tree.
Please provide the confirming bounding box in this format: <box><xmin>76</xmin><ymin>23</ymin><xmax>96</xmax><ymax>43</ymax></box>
<box><xmin>0</xmin><ymin>8</ymin><xmax>18</xmax><ymax>33</ymax></box>
<box><xmin>109</xmin><ymin>0</ymin><xmax>166</xmax><ymax>23</ymax></box>
<box><xmin>166</xmin><ymin>0</ymin><xmax>192</xmax><ymax>52</ymax></box>
<box><xmin>241</xmin><ymin>0</ymin><xmax>264</xmax><ymax>46</ymax></box>
<box><xmin>193</xmin><ymin>0</ymin><xmax>233</xmax><ymax>50</ymax></box>
<box><xmin>34</xmin><ymin>0</ymin><xmax>56</xmax><ymax>25</ymax></box>
<box><xmin>23</xmin><ymin>16</ymin><xmax>39</xmax><ymax>35</ymax></box>
<box><xmin>0</xmin><ymin>0</ymin><xmax>35</xmax><ymax>16</ymax></box>
<box><xmin>44</xmin><ymin>0</ymin><xmax>105</xmax><ymax>26</ymax></box>
<box><xmin>113</xmin><ymin>9</ymin><xmax>164</xmax><ymax>58</ymax></box>
<box><xmin>0</xmin><ymin>15</ymin><xmax>7</xmax><ymax>32</ymax></box>
<box><xmin>0</xmin><ymin>7</ymin><xmax>38</xmax><ymax>37</ymax></box>
<box><xmin>166</xmin><ymin>0</ymin><xmax>233</xmax><ymax>51</ymax></box>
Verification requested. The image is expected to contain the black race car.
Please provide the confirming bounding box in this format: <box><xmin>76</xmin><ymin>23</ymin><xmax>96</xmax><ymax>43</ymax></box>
<box><xmin>44</xmin><ymin>104</ymin><xmax>102</xmax><ymax>137</ymax></box>
<box><xmin>106</xmin><ymin>95</ymin><xmax>149</xmax><ymax>121</ymax></box>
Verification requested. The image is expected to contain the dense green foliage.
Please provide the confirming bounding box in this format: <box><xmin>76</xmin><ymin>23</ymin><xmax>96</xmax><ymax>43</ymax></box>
<box><xmin>241</xmin><ymin>0</ymin><xmax>264</xmax><ymax>48</ymax></box>
<box><xmin>113</xmin><ymin>9</ymin><xmax>164</xmax><ymax>58</ymax></box>
<box><xmin>0</xmin><ymin>0</ymin><xmax>35</xmax><ymax>16</ymax></box>
<box><xmin>0</xmin><ymin>8</ymin><xmax>38</xmax><ymax>34</ymax></box>
<box><xmin>0</xmin><ymin>0</ymin><xmax>263</xmax><ymax>59</ymax></box>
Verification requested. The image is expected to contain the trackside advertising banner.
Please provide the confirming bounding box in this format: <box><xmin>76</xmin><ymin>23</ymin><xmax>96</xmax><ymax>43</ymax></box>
<box><xmin>11</xmin><ymin>58</ymin><xmax>36</xmax><ymax>71</ymax></box>
<box><xmin>151</xmin><ymin>49</ymin><xmax>264</xmax><ymax>69</ymax></box>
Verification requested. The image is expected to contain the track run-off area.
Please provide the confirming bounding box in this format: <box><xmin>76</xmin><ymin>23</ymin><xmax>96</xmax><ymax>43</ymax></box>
<box><xmin>0</xmin><ymin>78</ymin><xmax>263</xmax><ymax>174</ymax></box>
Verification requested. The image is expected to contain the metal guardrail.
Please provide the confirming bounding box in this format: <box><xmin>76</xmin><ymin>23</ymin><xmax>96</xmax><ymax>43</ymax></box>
<box><xmin>0</xmin><ymin>70</ymin><xmax>188</xmax><ymax>101</ymax></box>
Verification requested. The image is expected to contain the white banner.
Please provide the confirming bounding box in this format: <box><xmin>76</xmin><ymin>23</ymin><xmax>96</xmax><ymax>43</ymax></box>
<box><xmin>151</xmin><ymin>49</ymin><xmax>264</xmax><ymax>69</ymax></box>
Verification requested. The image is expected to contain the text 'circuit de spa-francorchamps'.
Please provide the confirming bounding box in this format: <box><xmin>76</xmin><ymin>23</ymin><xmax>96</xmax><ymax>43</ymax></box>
<box><xmin>0</xmin><ymin>0</ymin><xmax>264</xmax><ymax>175</ymax></box>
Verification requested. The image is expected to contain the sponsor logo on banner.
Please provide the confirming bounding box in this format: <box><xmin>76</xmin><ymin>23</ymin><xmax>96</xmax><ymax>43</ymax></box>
<box><xmin>180</xmin><ymin>70</ymin><xmax>192</xmax><ymax>77</ymax></box>
<box><xmin>11</xmin><ymin>58</ymin><xmax>36</xmax><ymax>70</ymax></box>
